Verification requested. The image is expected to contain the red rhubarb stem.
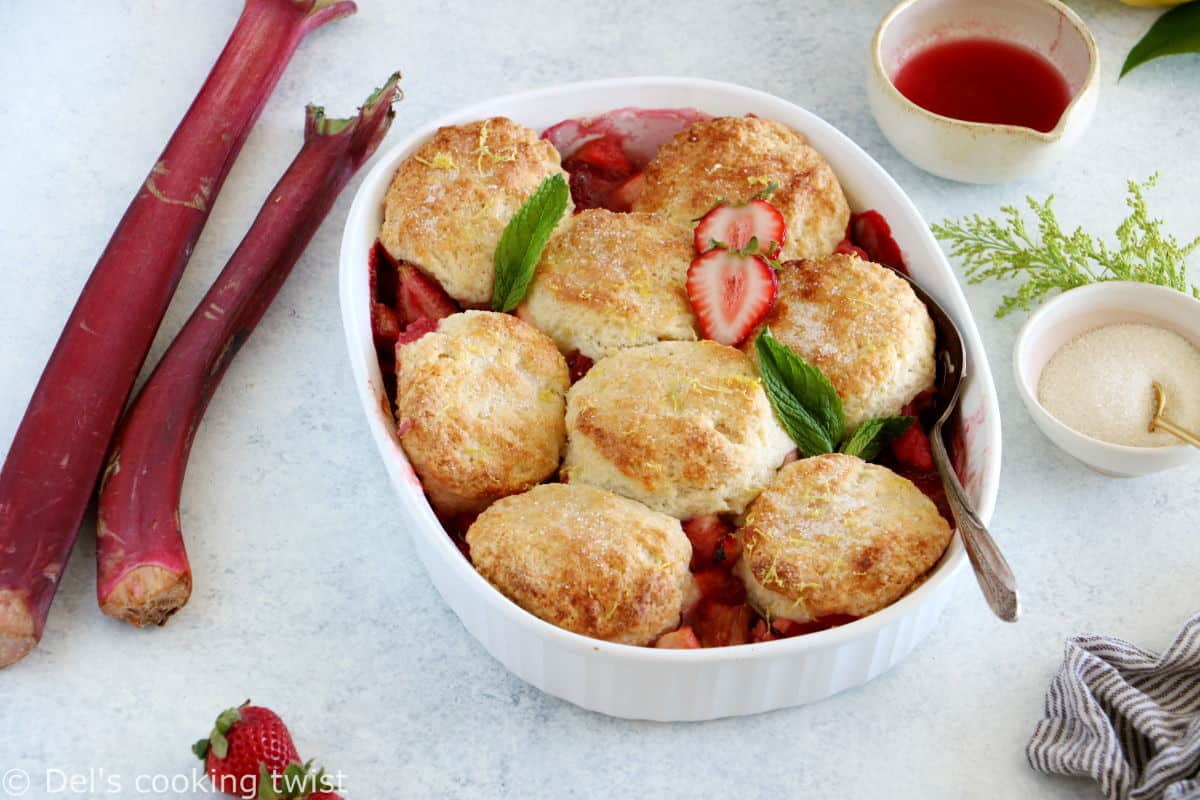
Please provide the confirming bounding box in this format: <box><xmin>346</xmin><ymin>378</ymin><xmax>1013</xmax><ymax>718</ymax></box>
<box><xmin>0</xmin><ymin>0</ymin><xmax>355</xmax><ymax>667</ymax></box>
<box><xmin>97</xmin><ymin>76</ymin><xmax>401</xmax><ymax>627</ymax></box>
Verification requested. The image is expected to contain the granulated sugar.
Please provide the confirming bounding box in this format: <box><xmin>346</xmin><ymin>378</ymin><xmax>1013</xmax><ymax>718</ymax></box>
<box><xmin>1037</xmin><ymin>323</ymin><xmax>1200</xmax><ymax>447</ymax></box>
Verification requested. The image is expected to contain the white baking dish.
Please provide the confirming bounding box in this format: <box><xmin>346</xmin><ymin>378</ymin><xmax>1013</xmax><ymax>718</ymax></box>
<box><xmin>338</xmin><ymin>77</ymin><xmax>1002</xmax><ymax>721</ymax></box>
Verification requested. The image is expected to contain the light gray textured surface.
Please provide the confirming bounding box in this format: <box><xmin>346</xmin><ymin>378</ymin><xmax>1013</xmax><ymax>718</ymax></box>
<box><xmin>1</xmin><ymin>1</ymin><xmax>1198</xmax><ymax>798</ymax></box>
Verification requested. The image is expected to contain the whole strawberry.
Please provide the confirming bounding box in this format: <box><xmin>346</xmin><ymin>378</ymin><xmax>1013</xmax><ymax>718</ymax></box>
<box><xmin>193</xmin><ymin>702</ymin><xmax>343</xmax><ymax>799</ymax></box>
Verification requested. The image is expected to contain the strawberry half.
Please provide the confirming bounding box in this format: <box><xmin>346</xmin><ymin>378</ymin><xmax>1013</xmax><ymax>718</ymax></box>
<box><xmin>682</xmin><ymin>514</ymin><xmax>738</xmax><ymax>571</ymax></box>
<box><xmin>397</xmin><ymin>262</ymin><xmax>459</xmax><ymax>324</ymax></box>
<box><xmin>693</xmin><ymin>198</ymin><xmax>786</xmax><ymax>256</ymax></box>
<box><xmin>571</xmin><ymin>136</ymin><xmax>635</xmax><ymax>177</ymax></box>
<box><xmin>396</xmin><ymin>316</ymin><xmax>441</xmax><ymax>346</ymax></box>
<box><xmin>608</xmin><ymin>172</ymin><xmax>645</xmax><ymax>212</ymax></box>
<box><xmin>686</xmin><ymin>248</ymin><xmax>778</xmax><ymax>346</ymax></box>
<box><xmin>833</xmin><ymin>238</ymin><xmax>870</xmax><ymax>261</ymax></box>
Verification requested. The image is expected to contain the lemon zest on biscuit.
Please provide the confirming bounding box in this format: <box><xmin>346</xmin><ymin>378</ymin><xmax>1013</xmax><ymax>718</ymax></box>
<box><xmin>475</xmin><ymin>119</ymin><xmax>517</xmax><ymax>174</ymax></box>
<box><xmin>604</xmin><ymin>600</ymin><xmax>621</xmax><ymax>621</ymax></box>
<box><xmin>414</xmin><ymin>152</ymin><xmax>459</xmax><ymax>170</ymax></box>
<box><xmin>725</xmin><ymin>374</ymin><xmax>762</xmax><ymax>392</ymax></box>
<box><xmin>761</xmin><ymin>552</ymin><xmax>782</xmax><ymax>588</ymax></box>
<box><xmin>788</xmin><ymin>584</ymin><xmax>822</xmax><ymax>609</ymax></box>
<box><xmin>747</xmin><ymin>175</ymin><xmax>775</xmax><ymax>188</ymax></box>
<box><xmin>588</xmin><ymin>585</ymin><xmax>622</xmax><ymax>622</ymax></box>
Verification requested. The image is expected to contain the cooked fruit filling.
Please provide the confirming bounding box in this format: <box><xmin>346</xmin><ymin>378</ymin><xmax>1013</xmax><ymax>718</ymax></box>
<box><xmin>370</xmin><ymin>108</ymin><xmax>959</xmax><ymax>648</ymax></box>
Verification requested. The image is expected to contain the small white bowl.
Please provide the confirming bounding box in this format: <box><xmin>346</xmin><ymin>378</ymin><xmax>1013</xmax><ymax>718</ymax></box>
<box><xmin>867</xmin><ymin>0</ymin><xmax>1100</xmax><ymax>184</ymax></box>
<box><xmin>339</xmin><ymin>77</ymin><xmax>1002</xmax><ymax>720</ymax></box>
<box><xmin>1014</xmin><ymin>282</ymin><xmax>1200</xmax><ymax>477</ymax></box>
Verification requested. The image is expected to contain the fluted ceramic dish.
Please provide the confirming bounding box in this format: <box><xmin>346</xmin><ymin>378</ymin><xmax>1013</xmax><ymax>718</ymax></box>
<box><xmin>339</xmin><ymin>77</ymin><xmax>1002</xmax><ymax>721</ymax></box>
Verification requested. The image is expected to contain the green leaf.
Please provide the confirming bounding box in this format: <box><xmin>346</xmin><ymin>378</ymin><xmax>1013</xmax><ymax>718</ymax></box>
<box><xmin>258</xmin><ymin>764</ymin><xmax>281</xmax><ymax>800</ymax></box>
<box><xmin>214</xmin><ymin>707</ymin><xmax>241</xmax><ymax>735</ymax></box>
<box><xmin>192</xmin><ymin>738</ymin><xmax>210</xmax><ymax>760</ymax></box>
<box><xmin>210</xmin><ymin>731</ymin><xmax>229</xmax><ymax>760</ymax></box>
<box><xmin>840</xmin><ymin>416</ymin><xmax>915</xmax><ymax>461</ymax></box>
<box><xmin>491</xmin><ymin>173</ymin><xmax>570</xmax><ymax>312</ymax></box>
<box><xmin>755</xmin><ymin>328</ymin><xmax>844</xmax><ymax>455</ymax></box>
<box><xmin>1122</xmin><ymin>2</ymin><xmax>1200</xmax><ymax>78</ymax></box>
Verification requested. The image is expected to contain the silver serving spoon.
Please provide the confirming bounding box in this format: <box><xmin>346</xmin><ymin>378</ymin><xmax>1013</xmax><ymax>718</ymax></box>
<box><xmin>892</xmin><ymin>269</ymin><xmax>1021</xmax><ymax>622</ymax></box>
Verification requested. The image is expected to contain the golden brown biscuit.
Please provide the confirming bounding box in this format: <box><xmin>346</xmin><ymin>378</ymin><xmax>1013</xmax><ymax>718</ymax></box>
<box><xmin>380</xmin><ymin>117</ymin><xmax>570</xmax><ymax>306</ymax></box>
<box><xmin>749</xmin><ymin>253</ymin><xmax>935</xmax><ymax>432</ymax></box>
<box><xmin>466</xmin><ymin>483</ymin><xmax>692</xmax><ymax>645</ymax></box>
<box><xmin>395</xmin><ymin>311</ymin><xmax>568</xmax><ymax>516</ymax></box>
<box><xmin>516</xmin><ymin>209</ymin><xmax>697</xmax><ymax>360</ymax></box>
<box><xmin>632</xmin><ymin>116</ymin><xmax>849</xmax><ymax>261</ymax></box>
<box><xmin>563</xmin><ymin>341</ymin><xmax>795</xmax><ymax>519</ymax></box>
<box><xmin>735</xmin><ymin>454</ymin><xmax>951</xmax><ymax>623</ymax></box>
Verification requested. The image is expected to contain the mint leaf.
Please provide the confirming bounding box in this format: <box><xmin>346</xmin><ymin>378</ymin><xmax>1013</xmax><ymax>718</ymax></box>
<box><xmin>492</xmin><ymin>173</ymin><xmax>569</xmax><ymax>312</ymax></box>
<box><xmin>755</xmin><ymin>327</ymin><xmax>844</xmax><ymax>455</ymax></box>
<box><xmin>1122</xmin><ymin>2</ymin><xmax>1200</xmax><ymax>78</ymax></box>
<box><xmin>840</xmin><ymin>415</ymin><xmax>915</xmax><ymax>461</ymax></box>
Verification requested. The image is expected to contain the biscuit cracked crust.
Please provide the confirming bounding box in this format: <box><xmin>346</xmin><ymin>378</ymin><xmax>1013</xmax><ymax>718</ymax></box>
<box><xmin>395</xmin><ymin>311</ymin><xmax>569</xmax><ymax>516</ymax></box>
<box><xmin>466</xmin><ymin>483</ymin><xmax>693</xmax><ymax>645</ymax></box>
<box><xmin>380</xmin><ymin>117</ymin><xmax>571</xmax><ymax>306</ymax></box>
<box><xmin>750</xmin><ymin>253</ymin><xmax>936</xmax><ymax>432</ymax></box>
<box><xmin>735</xmin><ymin>454</ymin><xmax>952</xmax><ymax>623</ymax></box>
<box><xmin>633</xmin><ymin>116</ymin><xmax>850</xmax><ymax>261</ymax></box>
<box><xmin>517</xmin><ymin>209</ymin><xmax>697</xmax><ymax>360</ymax></box>
<box><xmin>562</xmin><ymin>340</ymin><xmax>795</xmax><ymax>519</ymax></box>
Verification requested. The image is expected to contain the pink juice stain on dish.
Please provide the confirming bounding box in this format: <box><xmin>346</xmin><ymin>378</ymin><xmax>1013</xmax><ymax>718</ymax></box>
<box><xmin>893</xmin><ymin>37</ymin><xmax>1072</xmax><ymax>133</ymax></box>
<box><xmin>542</xmin><ymin>107</ymin><xmax>710</xmax><ymax>211</ymax></box>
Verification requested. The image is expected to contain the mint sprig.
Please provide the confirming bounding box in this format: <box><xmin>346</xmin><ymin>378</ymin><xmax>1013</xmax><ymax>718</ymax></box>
<box><xmin>755</xmin><ymin>327</ymin><xmax>844</xmax><ymax>456</ymax></box>
<box><xmin>491</xmin><ymin>173</ymin><xmax>569</xmax><ymax>312</ymax></box>
<box><xmin>840</xmin><ymin>415</ymin><xmax>915</xmax><ymax>461</ymax></box>
<box><xmin>755</xmin><ymin>328</ymin><xmax>918</xmax><ymax>461</ymax></box>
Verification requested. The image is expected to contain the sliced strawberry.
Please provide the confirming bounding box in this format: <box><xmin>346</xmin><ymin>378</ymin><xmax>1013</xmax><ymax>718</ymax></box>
<box><xmin>691</xmin><ymin>568</ymin><xmax>746</xmax><ymax>605</ymax></box>
<box><xmin>397</xmin><ymin>263</ymin><xmax>459</xmax><ymax>324</ymax></box>
<box><xmin>833</xmin><ymin>238</ymin><xmax>870</xmax><ymax>260</ymax></box>
<box><xmin>571</xmin><ymin>136</ymin><xmax>634</xmax><ymax>177</ymax></box>
<box><xmin>891</xmin><ymin>420</ymin><xmax>934</xmax><ymax>472</ymax></box>
<box><xmin>682</xmin><ymin>515</ymin><xmax>736</xmax><ymax>571</ymax></box>
<box><xmin>608</xmin><ymin>172</ymin><xmax>645</xmax><ymax>212</ymax></box>
<box><xmin>566</xmin><ymin>351</ymin><xmax>594</xmax><ymax>383</ymax></box>
<box><xmin>686</xmin><ymin>248</ymin><xmax>778</xmax><ymax>346</ymax></box>
<box><xmin>849</xmin><ymin>210</ymin><xmax>907</xmax><ymax>273</ymax></box>
<box><xmin>396</xmin><ymin>316</ymin><xmax>440</xmax><ymax>345</ymax></box>
<box><xmin>371</xmin><ymin>302</ymin><xmax>400</xmax><ymax>347</ymax></box>
<box><xmin>369</xmin><ymin>240</ymin><xmax>400</xmax><ymax>304</ymax></box>
<box><xmin>750</xmin><ymin>618</ymin><xmax>778</xmax><ymax>643</ymax></box>
<box><xmin>693</xmin><ymin>199</ymin><xmax>786</xmax><ymax>256</ymax></box>
<box><xmin>689</xmin><ymin>600</ymin><xmax>754</xmax><ymax>647</ymax></box>
<box><xmin>655</xmin><ymin>626</ymin><xmax>702</xmax><ymax>649</ymax></box>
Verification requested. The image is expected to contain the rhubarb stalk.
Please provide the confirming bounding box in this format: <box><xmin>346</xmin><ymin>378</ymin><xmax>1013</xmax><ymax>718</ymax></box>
<box><xmin>97</xmin><ymin>76</ymin><xmax>401</xmax><ymax>627</ymax></box>
<box><xmin>0</xmin><ymin>0</ymin><xmax>356</xmax><ymax>667</ymax></box>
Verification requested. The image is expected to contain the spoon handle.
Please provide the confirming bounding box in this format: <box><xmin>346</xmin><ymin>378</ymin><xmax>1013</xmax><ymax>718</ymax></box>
<box><xmin>931</xmin><ymin>422</ymin><xmax>1020</xmax><ymax>622</ymax></box>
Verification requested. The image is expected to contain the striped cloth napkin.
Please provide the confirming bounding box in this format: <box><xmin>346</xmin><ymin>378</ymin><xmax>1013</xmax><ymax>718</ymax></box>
<box><xmin>1027</xmin><ymin>615</ymin><xmax>1200</xmax><ymax>800</ymax></box>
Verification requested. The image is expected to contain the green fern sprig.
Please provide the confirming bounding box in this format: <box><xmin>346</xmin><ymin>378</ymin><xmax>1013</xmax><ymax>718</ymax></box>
<box><xmin>931</xmin><ymin>175</ymin><xmax>1200</xmax><ymax>317</ymax></box>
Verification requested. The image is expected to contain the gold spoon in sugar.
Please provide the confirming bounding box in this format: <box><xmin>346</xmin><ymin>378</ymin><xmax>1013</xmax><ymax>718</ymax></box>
<box><xmin>1150</xmin><ymin>382</ymin><xmax>1200</xmax><ymax>448</ymax></box>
